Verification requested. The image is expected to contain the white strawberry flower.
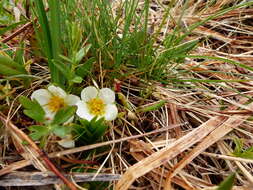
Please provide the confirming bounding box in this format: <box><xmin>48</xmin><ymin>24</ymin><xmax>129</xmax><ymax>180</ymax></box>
<box><xmin>76</xmin><ymin>86</ymin><xmax>118</xmax><ymax>121</ymax></box>
<box><xmin>31</xmin><ymin>85</ymin><xmax>80</xmax><ymax>122</ymax></box>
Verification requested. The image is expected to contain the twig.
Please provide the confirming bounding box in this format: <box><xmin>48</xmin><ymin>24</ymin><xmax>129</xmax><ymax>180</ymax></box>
<box><xmin>1</xmin><ymin>21</ymin><xmax>33</xmax><ymax>43</ymax></box>
<box><xmin>1</xmin><ymin>8</ymin><xmax>49</xmax><ymax>43</ymax></box>
<box><xmin>0</xmin><ymin>171</ymin><xmax>120</xmax><ymax>186</ymax></box>
<box><xmin>201</xmin><ymin>152</ymin><xmax>253</xmax><ymax>163</ymax></box>
<box><xmin>59</xmin><ymin>156</ymin><xmax>98</xmax><ymax>165</ymax></box>
<box><xmin>51</xmin><ymin>122</ymin><xmax>188</xmax><ymax>158</ymax></box>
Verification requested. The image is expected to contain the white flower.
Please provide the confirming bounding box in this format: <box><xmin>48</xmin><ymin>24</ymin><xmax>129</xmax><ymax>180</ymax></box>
<box><xmin>76</xmin><ymin>86</ymin><xmax>118</xmax><ymax>121</ymax></box>
<box><xmin>31</xmin><ymin>85</ymin><xmax>80</xmax><ymax>122</ymax></box>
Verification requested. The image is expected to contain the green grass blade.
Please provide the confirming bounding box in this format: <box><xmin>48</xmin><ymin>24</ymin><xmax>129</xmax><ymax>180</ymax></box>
<box><xmin>216</xmin><ymin>173</ymin><xmax>236</xmax><ymax>190</ymax></box>
<box><xmin>0</xmin><ymin>54</ymin><xmax>27</xmax><ymax>76</ymax></box>
<box><xmin>48</xmin><ymin>0</ymin><xmax>62</xmax><ymax>84</ymax></box>
<box><xmin>34</xmin><ymin>0</ymin><xmax>52</xmax><ymax>59</ymax></box>
<box><xmin>33</xmin><ymin>0</ymin><xmax>61</xmax><ymax>84</ymax></box>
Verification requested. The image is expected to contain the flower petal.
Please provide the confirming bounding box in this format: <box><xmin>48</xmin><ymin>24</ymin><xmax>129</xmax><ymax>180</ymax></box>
<box><xmin>58</xmin><ymin>139</ymin><xmax>75</xmax><ymax>148</ymax></box>
<box><xmin>81</xmin><ymin>86</ymin><xmax>98</xmax><ymax>102</ymax></box>
<box><xmin>48</xmin><ymin>85</ymin><xmax>66</xmax><ymax>98</ymax></box>
<box><xmin>104</xmin><ymin>104</ymin><xmax>118</xmax><ymax>121</ymax></box>
<box><xmin>76</xmin><ymin>100</ymin><xmax>94</xmax><ymax>121</ymax></box>
<box><xmin>31</xmin><ymin>89</ymin><xmax>51</xmax><ymax>106</ymax></box>
<box><xmin>43</xmin><ymin>106</ymin><xmax>55</xmax><ymax>121</ymax></box>
<box><xmin>99</xmin><ymin>88</ymin><xmax>115</xmax><ymax>104</ymax></box>
<box><xmin>65</xmin><ymin>94</ymin><xmax>80</xmax><ymax>106</ymax></box>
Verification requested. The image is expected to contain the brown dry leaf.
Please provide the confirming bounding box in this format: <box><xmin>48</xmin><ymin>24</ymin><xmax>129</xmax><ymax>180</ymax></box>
<box><xmin>164</xmin><ymin>102</ymin><xmax>252</xmax><ymax>189</ymax></box>
<box><xmin>115</xmin><ymin>115</ymin><xmax>227</xmax><ymax>189</ymax></box>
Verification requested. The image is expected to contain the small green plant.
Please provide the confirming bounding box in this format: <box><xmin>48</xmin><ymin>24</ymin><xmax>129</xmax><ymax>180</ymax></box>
<box><xmin>19</xmin><ymin>95</ymin><xmax>77</xmax><ymax>147</ymax></box>
<box><xmin>73</xmin><ymin>117</ymin><xmax>108</xmax><ymax>145</ymax></box>
<box><xmin>232</xmin><ymin>138</ymin><xmax>253</xmax><ymax>159</ymax></box>
<box><xmin>136</xmin><ymin>100</ymin><xmax>166</xmax><ymax>113</ymax></box>
<box><xmin>33</xmin><ymin>0</ymin><xmax>62</xmax><ymax>85</ymax></box>
<box><xmin>32</xmin><ymin>0</ymin><xmax>94</xmax><ymax>89</ymax></box>
<box><xmin>216</xmin><ymin>173</ymin><xmax>236</xmax><ymax>190</ymax></box>
<box><xmin>19</xmin><ymin>84</ymin><xmax>118</xmax><ymax>148</ymax></box>
<box><xmin>0</xmin><ymin>1</ymin><xmax>15</xmax><ymax>25</ymax></box>
<box><xmin>0</xmin><ymin>54</ymin><xmax>29</xmax><ymax>84</ymax></box>
<box><xmin>56</xmin><ymin>44</ymin><xmax>92</xmax><ymax>87</ymax></box>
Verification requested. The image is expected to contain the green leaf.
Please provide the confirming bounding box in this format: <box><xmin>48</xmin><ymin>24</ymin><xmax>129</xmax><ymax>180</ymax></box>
<box><xmin>232</xmin><ymin>138</ymin><xmax>253</xmax><ymax>160</ymax></box>
<box><xmin>233</xmin><ymin>138</ymin><xmax>244</xmax><ymax>155</ymax></box>
<box><xmin>14</xmin><ymin>43</ymin><xmax>25</xmax><ymax>65</ymax></box>
<box><xmin>136</xmin><ymin>100</ymin><xmax>166</xmax><ymax>113</ymax></box>
<box><xmin>48</xmin><ymin>0</ymin><xmax>61</xmax><ymax>59</ymax></box>
<box><xmin>48</xmin><ymin>0</ymin><xmax>63</xmax><ymax>84</ymax></box>
<box><xmin>74</xmin><ymin>118</ymin><xmax>108</xmax><ymax>144</ymax></box>
<box><xmin>19</xmin><ymin>96</ymin><xmax>45</xmax><ymax>122</ymax></box>
<box><xmin>0</xmin><ymin>54</ymin><xmax>27</xmax><ymax>76</ymax></box>
<box><xmin>51</xmin><ymin>125</ymin><xmax>72</xmax><ymax>138</ymax></box>
<box><xmin>13</xmin><ymin>44</ymin><xmax>31</xmax><ymax>87</ymax></box>
<box><xmin>79</xmin><ymin>119</ymin><xmax>89</xmax><ymax>126</ymax></box>
<box><xmin>74</xmin><ymin>44</ymin><xmax>91</xmax><ymax>64</ymax></box>
<box><xmin>0</xmin><ymin>43</ymin><xmax>13</xmax><ymax>57</ymax></box>
<box><xmin>70</xmin><ymin>76</ymin><xmax>83</xmax><ymax>84</ymax></box>
<box><xmin>53</xmin><ymin>59</ymin><xmax>72</xmax><ymax>80</ymax></box>
<box><xmin>245</xmin><ymin>146</ymin><xmax>253</xmax><ymax>153</ymax></box>
<box><xmin>51</xmin><ymin>106</ymin><xmax>77</xmax><ymax>125</ymax></box>
<box><xmin>33</xmin><ymin>0</ymin><xmax>62</xmax><ymax>85</ymax></box>
<box><xmin>117</xmin><ymin>92</ymin><xmax>132</xmax><ymax>110</ymax></box>
<box><xmin>216</xmin><ymin>173</ymin><xmax>236</xmax><ymax>190</ymax></box>
<box><xmin>164</xmin><ymin>39</ymin><xmax>199</xmax><ymax>57</ymax></box>
<box><xmin>92</xmin><ymin>123</ymin><xmax>108</xmax><ymax>141</ymax></box>
<box><xmin>28</xmin><ymin>125</ymin><xmax>49</xmax><ymax>140</ymax></box>
<box><xmin>161</xmin><ymin>39</ymin><xmax>199</xmax><ymax>63</ymax></box>
<box><xmin>34</xmin><ymin>0</ymin><xmax>53</xmax><ymax>59</ymax></box>
<box><xmin>59</xmin><ymin>54</ymin><xmax>73</xmax><ymax>64</ymax></box>
<box><xmin>239</xmin><ymin>152</ymin><xmax>253</xmax><ymax>160</ymax></box>
<box><xmin>76</xmin><ymin>57</ymin><xmax>95</xmax><ymax>78</ymax></box>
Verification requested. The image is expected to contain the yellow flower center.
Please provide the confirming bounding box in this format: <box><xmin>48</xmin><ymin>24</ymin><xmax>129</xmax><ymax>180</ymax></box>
<box><xmin>87</xmin><ymin>98</ymin><xmax>105</xmax><ymax>116</ymax></box>
<box><xmin>47</xmin><ymin>95</ymin><xmax>66</xmax><ymax>112</ymax></box>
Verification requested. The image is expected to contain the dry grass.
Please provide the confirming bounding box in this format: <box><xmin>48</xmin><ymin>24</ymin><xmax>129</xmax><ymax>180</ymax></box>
<box><xmin>1</xmin><ymin>0</ymin><xmax>253</xmax><ymax>189</ymax></box>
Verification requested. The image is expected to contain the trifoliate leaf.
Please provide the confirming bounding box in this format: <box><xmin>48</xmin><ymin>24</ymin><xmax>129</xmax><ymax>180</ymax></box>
<box><xmin>51</xmin><ymin>125</ymin><xmax>72</xmax><ymax>138</ymax></box>
<box><xmin>28</xmin><ymin>125</ymin><xmax>49</xmax><ymax>140</ymax></box>
<box><xmin>73</xmin><ymin>118</ymin><xmax>108</xmax><ymax>144</ymax></box>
